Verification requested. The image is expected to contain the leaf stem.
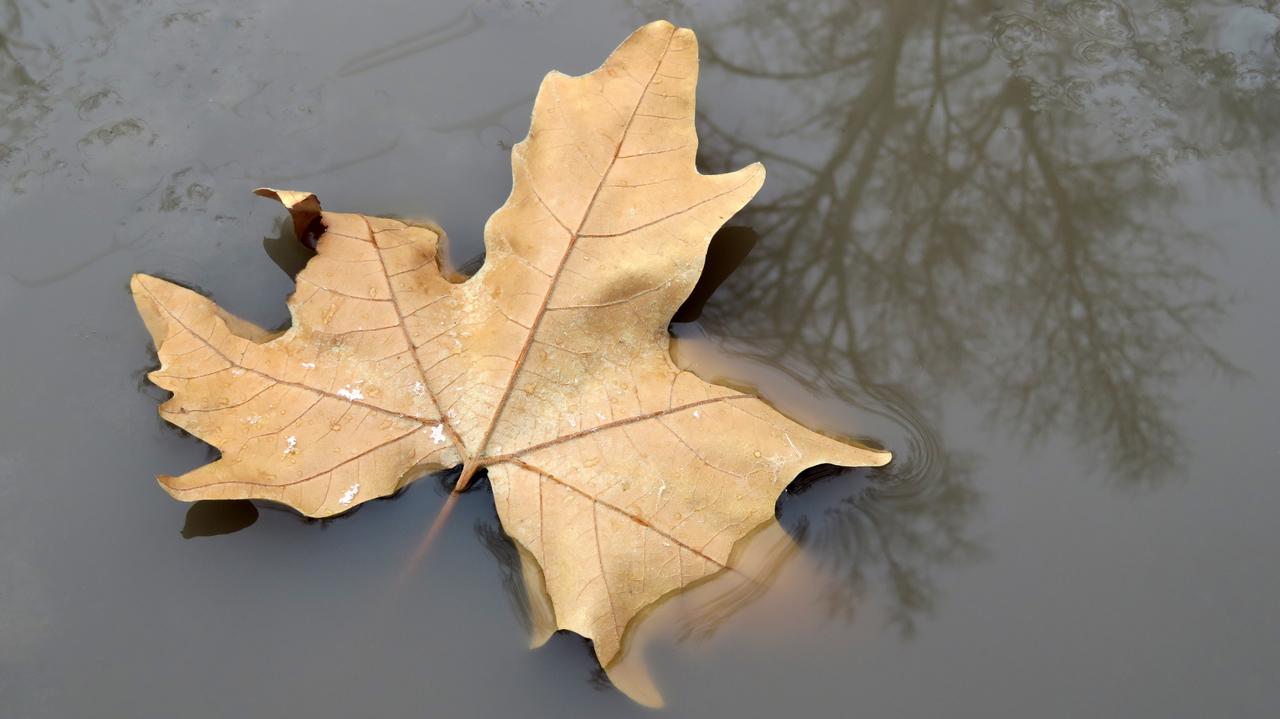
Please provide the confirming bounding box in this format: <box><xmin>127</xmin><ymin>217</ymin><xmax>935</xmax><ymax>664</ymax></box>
<box><xmin>397</xmin><ymin>486</ymin><xmax>464</xmax><ymax>586</ymax></box>
<box><xmin>455</xmin><ymin>460</ymin><xmax>480</xmax><ymax>492</ymax></box>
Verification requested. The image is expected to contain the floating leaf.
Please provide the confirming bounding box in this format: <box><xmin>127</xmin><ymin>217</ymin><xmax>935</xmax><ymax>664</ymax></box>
<box><xmin>132</xmin><ymin>20</ymin><xmax>890</xmax><ymax>703</ymax></box>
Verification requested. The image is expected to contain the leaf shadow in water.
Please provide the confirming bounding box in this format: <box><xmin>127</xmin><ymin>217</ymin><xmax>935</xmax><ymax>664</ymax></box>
<box><xmin>181</xmin><ymin>500</ymin><xmax>259</xmax><ymax>539</ymax></box>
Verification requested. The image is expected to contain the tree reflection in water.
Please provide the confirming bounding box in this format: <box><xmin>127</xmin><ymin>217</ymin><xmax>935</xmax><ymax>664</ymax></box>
<box><xmin>684</xmin><ymin>0</ymin><xmax>1269</xmax><ymax>484</ymax></box>
<box><xmin>548</xmin><ymin>0</ymin><xmax>1271</xmax><ymax>645</ymax></box>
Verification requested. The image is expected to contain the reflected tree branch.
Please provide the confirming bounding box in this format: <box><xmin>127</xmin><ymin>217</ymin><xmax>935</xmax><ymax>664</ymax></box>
<box><xmin>649</xmin><ymin>0</ymin><xmax>1274</xmax><ymax>632</ymax></box>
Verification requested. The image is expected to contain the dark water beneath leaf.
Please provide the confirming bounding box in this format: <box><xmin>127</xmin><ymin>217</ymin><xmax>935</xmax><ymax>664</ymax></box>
<box><xmin>2</xmin><ymin>1</ymin><xmax>1277</xmax><ymax>716</ymax></box>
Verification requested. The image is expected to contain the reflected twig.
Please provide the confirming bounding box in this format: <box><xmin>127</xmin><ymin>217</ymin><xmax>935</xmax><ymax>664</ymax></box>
<box><xmin>645</xmin><ymin>0</ymin><xmax>1276</xmax><ymax>631</ymax></box>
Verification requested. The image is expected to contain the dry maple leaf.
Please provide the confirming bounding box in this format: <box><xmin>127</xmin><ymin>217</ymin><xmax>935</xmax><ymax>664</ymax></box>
<box><xmin>131</xmin><ymin>20</ymin><xmax>890</xmax><ymax>700</ymax></box>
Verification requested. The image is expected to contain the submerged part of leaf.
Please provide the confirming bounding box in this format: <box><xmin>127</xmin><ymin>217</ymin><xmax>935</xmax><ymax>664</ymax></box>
<box><xmin>132</xmin><ymin>20</ymin><xmax>890</xmax><ymax>700</ymax></box>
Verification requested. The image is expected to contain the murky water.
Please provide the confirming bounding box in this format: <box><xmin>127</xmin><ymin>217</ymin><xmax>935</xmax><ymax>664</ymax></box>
<box><xmin>2</xmin><ymin>1</ymin><xmax>1277</xmax><ymax>716</ymax></box>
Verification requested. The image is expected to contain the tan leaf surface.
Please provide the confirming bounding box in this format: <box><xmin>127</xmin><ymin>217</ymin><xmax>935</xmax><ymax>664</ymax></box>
<box><xmin>132</xmin><ymin>20</ymin><xmax>890</xmax><ymax>691</ymax></box>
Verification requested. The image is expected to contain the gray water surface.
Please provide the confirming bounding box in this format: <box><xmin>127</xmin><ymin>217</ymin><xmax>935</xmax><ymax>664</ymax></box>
<box><xmin>2</xmin><ymin>1</ymin><xmax>1278</xmax><ymax>717</ymax></box>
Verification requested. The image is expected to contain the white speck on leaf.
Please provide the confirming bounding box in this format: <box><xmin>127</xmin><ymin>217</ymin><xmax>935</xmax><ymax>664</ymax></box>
<box><xmin>246</xmin><ymin>414</ymin><xmax>261</xmax><ymax>425</ymax></box>
<box><xmin>338</xmin><ymin>483</ymin><xmax>359</xmax><ymax>505</ymax></box>
<box><xmin>430</xmin><ymin>424</ymin><xmax>446</xmax><ymax>444</ymax></box>
<box><xmin>411</xmin><ymin>381</ymin><xmax>425</xmax><ymax>396</ymax></box>
<box><xmin>284</xmin><ymin>435</ymin><xmax>297</xmax><ymax>455</ymax></box>
<box><xmin>337</xmin><ymin>385</ymin><xmax>364</xmax><ymax>401</ymax></box>
<box><xmin>301</xmin><ymin>362</ymin><xmax>316</xmax><ymax>369</ymax></box>
<box><xmin>692</xmin><ymin>410</ymin><xmax>701</xmax><ymax>419</ymax></box>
